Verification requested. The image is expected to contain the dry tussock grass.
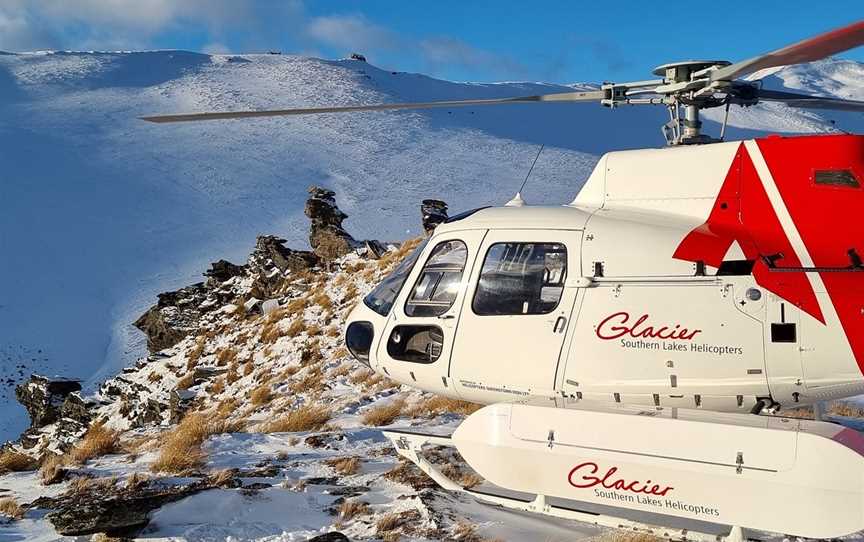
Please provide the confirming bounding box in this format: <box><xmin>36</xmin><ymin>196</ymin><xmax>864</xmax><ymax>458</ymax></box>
<box><xmin>176</xmin><ymin>372</ymin><xmax>195</xmax><ymax>390</ymax></box>
<box><xmin>376</xmin><ymin>513</ymin><xmax>404</xmax><ymax>536</ymax></box>
<box><xmin>325</xmin><ymin>456</ymin><xmax>360</xmax><ymax>475</ymax></box>
<box><xmin>186</xmin><ymin>336</ymin><xmax>206</xmax><ymax>370</ymax></box>
<box><xmin>70</xmin><ymin>422</ymin><xmax>120</xmax><ymax>464</ymax></box>
<box><xmin>348</xmin><ymin>367</ymin><xmax>375</xmax><ymax>385</ymax></box>
<box><xmin>325</xmin><ymin>326</ymin><xmax>341</xmax><ymax>338</ymax></box>
<box><xmin>342</xmin><ymin>283</ymin><xmax>359</xmax><ymax>303</ymax></box>
<box><xmin>311</xmin><ymin>292</ymin><xmax>333</xmax><ymax>312</ymax></box>
<box><xmin>261</xmin><ymin>320</ymin><xmax>283</xmax><ymax>344</ymax></box>
<box><xmin>226</xmin><ymin>362</ymin><xmax>240</xmax><ymax>384</ymax></box>
<box><xmin>408</xmin><ymin>396</ymin><xmax>483</xmax><ymax>418</ymax></box>
<box><xmin>210</xmin><ymin>377</ymin><xmax>225</xmax><ymax>395</ymax></box>
<box><xmin>261</xmin><ymin>404</ymin><xmax>331</xmax><ymax>433</ymax></box>
<box><xmin>441</xmin><ymin>464</ymin><xmax>483</xmax><ymax>489</ymax></box>
<box><xmin>243</xmin><ymin>360</ymin><xmax>255</xmax><ymax>377</ymax></box>
<box><xmin>286</xmin><ymin>318</ymin><xmax>307</xmax><ymax>338</ymax></box>
<box><xmin>0</xmin><ymin>497</ymin><xmax>24</xmax><ymax>520</ymax></box>
<box><xmin>285</xmin><ymin>297</ymin><xmax>308</xmax><ymax>314</ymax></box>
<box><xmin>829</xmin><ymin>402</ymin><xmax>864</xmax><ymax>418</ymax></box>
<box><xmin>0</xmin><ymin>450</ymin><xmax>37</xmax><ymax>474</ymax></box>
<box><xmin>600</xmin><ymin>530</ymin><xmax>664</xmax><ymax>542</ymax></box>
<box><xmin>289</xmin><ymin>367</ymin><xmax>324</xmax><ymax>394</ymax></box>
<box><xmin>362</xmin><ymin>399</ymin><xmax>406</xmax><ymax>427</ymax></box>
<box><xmin>250</xmin><ymin>383</ymin><xmax>274</xmax><ymax>406</ymax></box>
<box><xmin>328</xmin><ymin>363</ymin><xmax>351</xmax><ymax>378</ymax></box>
<box><xmin>337</xmin><ymin>499</ymin><xmax>368</xmax><ymax>521</ymax></box>
<box><xmin>216</xmin><ymin>347</ymin><xmax>238</xmax><ymax>366</ymax></box>
<box><xmin>150</xmin><ymin>413</ymin><xmax>240</xmax><ymax>474</ymax></box>
<box><xmin>332</xmin><ymin>273</ymin><xmax>348</xmax><ymax>287</ymax></box>
<box><xmin>148</xmin><ymin>371</ymin><xmax>163</xmax><ymax>383</ymax></box>
<box><xmin>306</xmin><ymin>323</ymin><xmax>322</xmax><ymax>337</ymax></box>
<box><xmin>39</xmin><ymin>453</ymin><xmax>69</xmax><ymax>485</ymax></box>
<box><xmin>66</xmin><ymin>474</ymin><xmax>95</xmax><ymax>494</ymax></box>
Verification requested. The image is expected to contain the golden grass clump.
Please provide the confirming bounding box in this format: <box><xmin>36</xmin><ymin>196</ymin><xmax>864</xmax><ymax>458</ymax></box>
<box><xmin>325</xmin><ymin>326</ymin><xmax>341</xmax><ymax>338</ymax></box>
<box><xmin>285</xmin><ymin>297</ymin><xmax>308</xmax><ymax>314</ymax></box>
<box><xmin>210</xmin><ymin>377</ymin><xmax>226</xmax><ymax>395</ymax></box>
<box><xmin>39</xmin><ymin>453</ymin><xmax>69</xmax><ymax>485</ymax></box>
<box><xmin>176</xmin><ymin>372</ymin><xmax>195</xmax><ymax>390</ymax></box>
<box><xmin>408</xmin><ymin>396</ymin><xmax>483</xmax><ymax>418</ymax></box>
<box><xmin>600</xmin><ymin>530</ymin><xmax>664</xmax><ymax>542</ymax></box>
<box><xmin>261</xmin><ymin>404</ymin><xmax>331</xmax><ymax>433</ymax></box>
<box><xmin>362</xmin><ymin>399</ymin><xmax>406</xmax><ymax>427</ymax></box>
<box><xmin>250</xmin><ymin>383</ymin><xmax>274</xmax><ymax>406</ymax></box>
<box><xmin>186</xmin><ymin>336</ymin><xmax>206</xmax><ymax>370</ymax></box>
<box><xmin>261</xmin><ymin>320</ymin><xmax>283</xmax><ymax>344</ymax></box>
<box><xmin>829</xmin><ymin>401</ymin><xmax>864</xmax><ymax>418</ymax></box>
<box><xmin>337</xmin><ymin>499</ymin><xmax>369</xmax><ymax>521</ymax></box>
<box><xmin>148</xmin><ymin>371</ymin><xmax>163</xmax><ymax>383</ymax></box>
<box><xmin>289</xmin><ymin>367</ymin><xmax>324</xmax><ymax>394</ymax></box>
<box><xmin>286</xmin><ymin>318</ymin><xmax>307</xmax><ymax>338</ymax></box>
<box><xmin>306</xmin><ymin>323</ymin><xmax>322</xmax><ymax>337</ymax></box>
<box><xmin>0</xmin><ymin>450</ymin><xmax>38</xmax><ymax>474</ymax></box>
<box><xmin>243</xmin><ymin>360</ymin><xmax>255</xmax><ymax>377</ymax></box>
<box><xmin>376</xmin><ymin>512</ymin><xmax>403</xmax><ymax>533</ymax></box>
<box><xmin>0</xmin><ymin>497</ymin><xmax>24</xmax><ymax>520</ymax></box>
<box><xmin>311</xmin><ymin>292</ymin><xmax>333</xmax><ymax>312</ymax></box>
<box><xmin>226</xmin><ymin>362</ymin><xmax>240</xmax><ymax>385</ymax></box>
<box><xmin>216</xmin><ymin>346</ymin><xmax>238</xmax><ymax>366</ymax></box>
<box><xmin>70</xmin><ymin>422</ymin><xmax>120</xmax><ymax>464</ymax></box>
<box><xmin>342</xmin><ymin>284</ymin><xmax>359</xmax><ymax>303</ymax></box>
<box><xmin>150</xmin><ymin>413</ymin><xmax>238</xmax><ymax>474</ymax></box>
<box><xmin>325</xmin><ymin>456</ymin><xmax>360</xmax><ymax>475</ymax></box>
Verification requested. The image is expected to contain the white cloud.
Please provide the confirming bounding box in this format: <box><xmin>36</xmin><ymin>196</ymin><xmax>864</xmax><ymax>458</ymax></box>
<box><xmin>420</xmin><ymin>36</ymin><xmax>528</xmax><ymax>79</ymax></box>
<box><xmin>306</xmin><ymin>14</ymin><xmax>400</xmax><ymax>52</ymax></box>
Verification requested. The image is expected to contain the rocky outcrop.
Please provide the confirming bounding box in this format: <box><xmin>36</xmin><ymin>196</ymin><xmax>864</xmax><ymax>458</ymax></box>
<box><xmin>15</xmin><ymin>375</ymin><xmax>83</xmax><ymax>429</ymax></box>
<box><xmin>203</xmin><ymin>259</ymin><xmax>245</xmax><ymax>284</ymax></box>
<box><xmin>43</xmin><ymin>480</ymin><xmax>212</xmax><ymax>537</ymax></box>
<box><xmin>133</xmin><ymin>283</ymin><xmax>209</xmax><ymax>353</ymax></box>
<box><xmin>247</xmin><ymin>235</ymin><xmax>318</xmax><ymax>298</ymax></box>
<box><xmin>305</xmin><ymin>186</ymin><xmax>355</xmax><ymax>262</ymax></box>
<box><xmin>421</xmin><ymin>199</ymin><xmax>448</xmax><ymax>233</ymax></box>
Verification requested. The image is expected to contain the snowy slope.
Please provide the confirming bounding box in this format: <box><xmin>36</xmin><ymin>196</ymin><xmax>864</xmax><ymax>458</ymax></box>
<box><xmin>0</xmin><ymin>50</ymin><xmax>861</xmax><ymax>442</ymax></box>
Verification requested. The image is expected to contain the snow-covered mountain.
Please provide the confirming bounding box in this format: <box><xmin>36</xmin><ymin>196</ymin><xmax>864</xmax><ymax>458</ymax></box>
<box><xmin>1</xmin><ymin>50</ymin><xmax>862</xmax><ymax>442</ymax></box>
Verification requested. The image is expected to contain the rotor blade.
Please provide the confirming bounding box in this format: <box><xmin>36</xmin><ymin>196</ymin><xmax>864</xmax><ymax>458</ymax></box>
<box><xmin>140</xmin><ymin>90</ymin><xmax>606</xmax><ymax>123</ymax></box>
<box><xmin>711</xmin><ymin>20</ymin><xmax>864</xmax><ymax>82</ymax></box>
<box><xmin>757</xmin><ymin>88</ymin><xmax>864</xmax><ymax>112</ymax></box>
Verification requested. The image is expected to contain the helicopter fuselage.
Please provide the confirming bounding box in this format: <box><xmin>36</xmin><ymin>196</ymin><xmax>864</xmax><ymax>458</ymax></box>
<box><xmin>346</xmin><ymin>133</ymin><xmax>864</xmax><ymax>413</ymax></box>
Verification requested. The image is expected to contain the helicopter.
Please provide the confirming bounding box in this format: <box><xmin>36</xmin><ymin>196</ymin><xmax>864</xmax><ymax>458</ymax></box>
<box><xmin>144</xmin><ymin>21</ymin><xmax>864</xmax><ymax>541</ymax></box>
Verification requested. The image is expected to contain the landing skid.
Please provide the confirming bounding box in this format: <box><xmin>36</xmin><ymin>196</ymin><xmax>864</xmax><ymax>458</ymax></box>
<box><xmin>383</xmin><ymin>428</ymin><xmax>747</xmax><ymax>542</ymax></box>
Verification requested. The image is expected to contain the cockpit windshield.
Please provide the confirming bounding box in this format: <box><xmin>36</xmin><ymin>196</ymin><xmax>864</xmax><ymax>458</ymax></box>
<box><xmin>363</xmin><ymin>238</ymin><xmax>430</xmax><ymax>316</ymax></box>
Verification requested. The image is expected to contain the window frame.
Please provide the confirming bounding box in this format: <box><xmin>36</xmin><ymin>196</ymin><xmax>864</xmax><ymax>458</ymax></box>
<box><xmin>403</xmin><ymin>238</ymin><xmax>469</xmax><ymax>318</ymax></box>
<box><xmin>471</xmin><ymin>241</ymin><xmax>568</xmax><ymax>317</ymax></box>
<box><xmin>362</xmin><ymin>238</ymin><xmax>429</xmax><ymax>317</ymax></box>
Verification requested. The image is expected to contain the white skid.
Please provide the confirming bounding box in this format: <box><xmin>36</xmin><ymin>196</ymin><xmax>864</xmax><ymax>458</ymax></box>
<box><xmin>384</xmin><ymin>428</ymin><xmax>733</xmax><ymax>542</ymax></box>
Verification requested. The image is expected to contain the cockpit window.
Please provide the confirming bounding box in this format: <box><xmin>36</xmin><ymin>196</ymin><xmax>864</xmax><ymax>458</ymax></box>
<box><xmin>405</xmin><ymin>240</ymin><xmax>468</xmax><ymax>317</ymax></box>
<box><xmin>363</xmin><ymin>239</ymin><xmax>429</xmax><ymax>317</ymax></box>
<box><xmin>814</xmin><ymin>169</ymin><xmax>860</xmax><ymax>188</ymax></box>
<box><xmin>473</xmin><ymin>242</ymin><xmax>567</xmax><ymax>315</ymax></box>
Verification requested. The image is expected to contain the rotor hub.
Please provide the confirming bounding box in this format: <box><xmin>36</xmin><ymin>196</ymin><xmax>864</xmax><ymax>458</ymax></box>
<box><xmin>652</xmin><ymin>60</ymin><xmax>731</xmax><ymax>82</ymax></box>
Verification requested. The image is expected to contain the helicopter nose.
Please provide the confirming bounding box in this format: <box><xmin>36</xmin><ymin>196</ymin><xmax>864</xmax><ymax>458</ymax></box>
<box><xmin>345</xmin><ymin>320</ymin><xmax>374</xmax><ymax>366</ymax></box>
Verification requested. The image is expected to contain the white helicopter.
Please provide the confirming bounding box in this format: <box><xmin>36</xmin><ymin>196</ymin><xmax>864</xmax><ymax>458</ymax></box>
<box><xmin>144</xmin><ymin>22</ymin><xmax>864</xmax><ymax>541</ymax></box>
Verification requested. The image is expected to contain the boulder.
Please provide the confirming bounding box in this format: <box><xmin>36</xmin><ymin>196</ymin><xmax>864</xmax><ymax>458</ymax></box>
<box><xmin>247</xmin><ymin>235</ymin><xmax>318</xmax><ymax>297</ymax></box>
<box><xmin>15</xmin><ymin>375</ymin><xmax>82</xmax><ymax>429</ymax></box>
<box><xmin>308</xmin><ymin>533</ymin><xmax>350</xmax><ymax>542</ymax></box>
<box><xmin>421</xmin><ymin>199</ymin><xmax>448</xmax><ymax>233</ymax></box>
<box><xmin>305</xmin><ymin>186</ymin><xmax>355</xmax><ymax>262</ymax></box>
<box><xmin>133</xmin><ymin>283</ymin><xmax>209</xmax><ymax>353</ymax></box>
<box><xmin>44</xmin><ymin>481</ymin><xmax>210</xmax><ymax>537</ymax></box>
<box><xmin>203</xmin><ymin>259</ymin><xmax>245</xmax><ymax>283</ymax></box>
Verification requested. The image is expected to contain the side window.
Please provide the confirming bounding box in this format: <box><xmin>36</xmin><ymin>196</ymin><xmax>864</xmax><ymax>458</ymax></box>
<box><xmin>473</xmin><ymin>242</ymin><xmax>567</xmax><ymax>315</ymax></box>
<box><xmin>405</xmin><ymin>240</ymin><xmax>468</xmax><ymax>317</ymax></box>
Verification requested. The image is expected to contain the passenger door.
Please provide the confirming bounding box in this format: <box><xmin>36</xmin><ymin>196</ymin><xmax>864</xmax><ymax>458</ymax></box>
<box><xmin>450</xmin><ymin>230</ymin><xmax>583</xmax><ymax>402</ymax></box>
<box><xmin>376</xmin><ymin>230</ymin><xmax>486</xmax><ymax>393</ymax></box>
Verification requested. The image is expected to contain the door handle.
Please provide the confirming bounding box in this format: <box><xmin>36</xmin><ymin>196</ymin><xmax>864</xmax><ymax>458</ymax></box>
<box><xmin>439</xmin><ymin>314</ymin><xmax>455</xmax><ymax>320</ymax></box>
<box><xmin>553</xmin><ymin>316</ymin><xmax>567</xmax><ymax>333</ymax></box>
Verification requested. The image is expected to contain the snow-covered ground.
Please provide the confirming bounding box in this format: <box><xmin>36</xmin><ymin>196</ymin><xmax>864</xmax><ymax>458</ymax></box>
<box><xmin>1</xmin><ymin>50</ymin><xmax>861</xmax><ymax>443</ymax></box>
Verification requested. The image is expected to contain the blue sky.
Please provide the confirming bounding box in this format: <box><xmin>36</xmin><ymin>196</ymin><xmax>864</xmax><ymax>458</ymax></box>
<box><xmin>1</xmin><ymin>1</ymin><xmax>862</xmax><ymax>83</ymax></box>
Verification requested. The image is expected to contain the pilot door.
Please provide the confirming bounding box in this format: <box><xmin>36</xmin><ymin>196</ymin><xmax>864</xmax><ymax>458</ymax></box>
<box><xmin>450</xmin><ymin>230</ymin><xmax>583</xmax><ymax>402</ymax></box>
<box><xmin>375</xmin><ymin>230</ymin><xmax>486</xmax><ymax>393</ymax></box>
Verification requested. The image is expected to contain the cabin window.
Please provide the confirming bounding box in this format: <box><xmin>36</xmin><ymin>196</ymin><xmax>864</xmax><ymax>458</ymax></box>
<box><xmin>473</xmin><ymin>242</ymin><xmax>567</xmax><ymax>315</ymax></box>
<box><xmin>364</xmin><ymin>238</ymin><xmax>429</xmax><ymax>317</ymax></box>
<box><xmin>405</xmin><ymin>240</ymin><xmax>468</xmax><ymax>317</ymax></box>
<box><xmin>814</xmin><ymin>169</ymin><xmax>860</xmax><ymax>188</ymax></box>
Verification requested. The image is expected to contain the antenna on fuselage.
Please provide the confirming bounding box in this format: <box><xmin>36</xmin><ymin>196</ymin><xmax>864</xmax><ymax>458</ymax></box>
<box><xmin>506</xmin><ymin>144</ymin><xmax>544</xmax><ymax>207</ymax></box>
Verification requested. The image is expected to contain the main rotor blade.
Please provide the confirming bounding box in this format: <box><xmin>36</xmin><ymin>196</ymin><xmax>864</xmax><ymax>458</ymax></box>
<box><xmin>757</xmin><ymin>88</ymin><xmax>864</xmax><ymax>112</ymax></box>
<box><xmin>711</xmin><ymin>20</ymin><xmax>864</xmax><ymax>82</ymax></box>
<box><xmin>140</xmin><ymin>90</ymin><xmax>606</xmax><ymax>123</ymax></box>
